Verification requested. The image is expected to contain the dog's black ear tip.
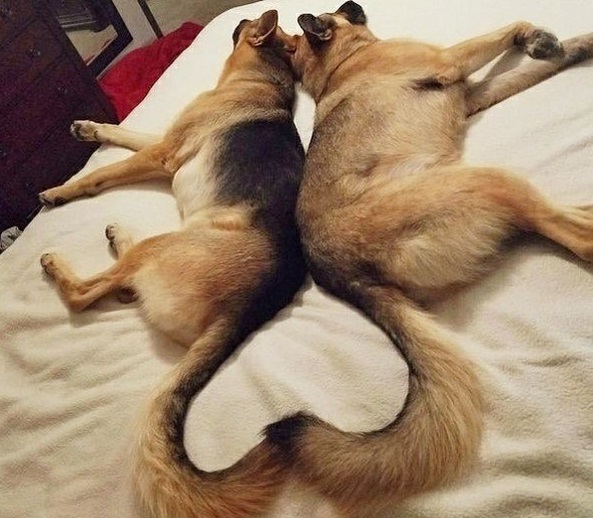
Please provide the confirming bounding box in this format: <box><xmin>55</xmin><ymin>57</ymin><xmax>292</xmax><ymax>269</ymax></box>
<box><xmin>298</xmin><ymin>13</ymin><xmax>314</xmax><ymax>23</ymax></box>
<box><xmin>337</xmin><ymin>1</ymin><xmax>367</xmax><ymax>24</ymax></box>
<box><xmin>297</xmin><ymin>13</ymin><xmax>316</xmax><ymax>31</ymax></box>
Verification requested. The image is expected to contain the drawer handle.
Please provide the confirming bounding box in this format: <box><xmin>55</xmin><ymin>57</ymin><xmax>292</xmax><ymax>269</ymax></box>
<box><xmin>0</xmin><ymin>145</ymin><xmax>7</xmax><ymax>160</ymax></box>
<box><xmin>27</xmin><ymin>47</ymin><xmax>43</xmax><ymax>59</ymax></box>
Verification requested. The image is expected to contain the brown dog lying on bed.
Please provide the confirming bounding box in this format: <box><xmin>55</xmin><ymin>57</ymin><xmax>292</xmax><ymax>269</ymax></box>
<box><xmin>39</xmin><ymin>11</ymin><xmax>305</xmax><ymax>518</ymax></box>
<box><xmin>257</xmin><ymin>2</ymin><xmax>593</xmax><ymax>517</ymax></box>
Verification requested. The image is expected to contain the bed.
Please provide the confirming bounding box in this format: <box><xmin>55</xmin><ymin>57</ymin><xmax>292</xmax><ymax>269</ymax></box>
<box><xmin>1</xmin><ymin>1</ymin><xmax>592</xmax><ymax>517</ymax></box>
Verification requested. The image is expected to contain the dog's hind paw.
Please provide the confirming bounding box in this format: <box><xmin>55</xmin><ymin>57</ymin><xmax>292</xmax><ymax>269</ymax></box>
<box><xmin>40</xmin><ymin>253</ymin><xmax>57</xmax><ymax>276</ymax></box>
<box><xmin>521</xmin><ymin>28</ymin><xmax>564</xmax><ymax>60</ymax></box>
<box><xmin>105</xmin><ymin>223</ymin><xmax>119</xmax><ymax>242</ymax></box>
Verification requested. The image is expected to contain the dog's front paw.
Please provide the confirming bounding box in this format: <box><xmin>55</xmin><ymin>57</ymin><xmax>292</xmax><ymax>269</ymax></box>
<box><xmin>40</xmin><ymin>253</ymin><xmax>58</xmax><ymax>277</ymax></box>
<box><xmin>70</xmin><ymin>120</ymin><xmax>100</xmax><ymax>142</ymax></box>
<box><xmin>521</xmin><ymin>28</ymin><xmax>564</xmax><ymax>60</ymax></box>
<box><xmin>39</xmin><ymin>188</ymin><xmax>67</xmax><ymax>208</ymax></box>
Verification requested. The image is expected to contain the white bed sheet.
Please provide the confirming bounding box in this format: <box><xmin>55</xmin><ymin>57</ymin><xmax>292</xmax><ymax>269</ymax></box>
<box><xmin>1</xmin><ymin>1</ymin><xmax>593</xmax><ymax>517</ymax></box>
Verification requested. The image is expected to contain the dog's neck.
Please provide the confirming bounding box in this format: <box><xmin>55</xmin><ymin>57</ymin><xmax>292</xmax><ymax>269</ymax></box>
<box><xmin>218</xmin><ymin>47</ymin><xmax>295</xmax><ymax>111</ymax></box>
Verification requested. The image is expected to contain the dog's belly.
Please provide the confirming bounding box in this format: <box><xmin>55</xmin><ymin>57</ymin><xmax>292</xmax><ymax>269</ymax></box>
<box><xmin>172</xmin><ymin>142</ymin><xmax>219</xmax><ymax>221</ymax></box>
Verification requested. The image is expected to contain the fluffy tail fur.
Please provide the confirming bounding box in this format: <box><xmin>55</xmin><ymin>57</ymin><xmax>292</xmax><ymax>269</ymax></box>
<box><xmin>468</xmin><ymin>32</ymin><xmax>593</xmax><ymax>115</ymax></box>
<box><xmin>134</xmin><ymin>321</ymin><xmax>286</xmax><ymax>518</ymax></box>
<box><xmin>266</xmin><ymin>284</ymin><xmax>484</xmax><ymax>514</ymax></box>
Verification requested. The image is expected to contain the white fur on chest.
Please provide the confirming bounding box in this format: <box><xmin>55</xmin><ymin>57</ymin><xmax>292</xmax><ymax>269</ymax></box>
<box><xmin>171</xmin><ymin>141</ymin><xmax>220</xmax><ymax>222</ymax></box>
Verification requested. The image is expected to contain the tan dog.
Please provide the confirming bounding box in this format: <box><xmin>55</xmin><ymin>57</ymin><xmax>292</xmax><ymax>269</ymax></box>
<box><xmin>39</xmin><ymin>11</ymin><xmax>305</xmax><ymax>518</ymax></box>
<box><xmin>256</xmin><ymin>2</ymin><xmax>593</xmax><ymax>516</ymax></box>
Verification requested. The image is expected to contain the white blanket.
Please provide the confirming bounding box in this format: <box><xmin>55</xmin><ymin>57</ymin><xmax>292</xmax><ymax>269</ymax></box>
<box><xmin>1</xmin><ymin>1</ymin><xmax>593</xmax><ymax>517</ymax></box>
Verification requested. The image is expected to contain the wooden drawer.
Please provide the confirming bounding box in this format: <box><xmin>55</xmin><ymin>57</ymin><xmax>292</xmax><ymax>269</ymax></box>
<box><xmin>0</xmin><ymin>17</ymin><xmax>63</xmax><ymax>110</ymax></box>
<box><xmin>0</xmin><ymin>59</ymin><xmax>90</xmax><ymax>176</ymax></box>
<box><xmin>3</xmin><ymin>117</ymin><xmax>99</xmax><ymax>229</ymax></box>
<box><xmin>0</xmin><ymin>0</ymin><xmax>36</xmax><ymax>47</ymax></box>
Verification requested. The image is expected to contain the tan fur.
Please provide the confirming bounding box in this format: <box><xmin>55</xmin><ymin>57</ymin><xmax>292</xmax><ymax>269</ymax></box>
<box><xmin>273</xmin><ymin>3</ymin><xmax>593</xmax><ymax>515</ymax></box>
<box><xmin>40</xmin><ymin>11</ymin><xmax>304</xmax><ymax>518</ymax></box>
<box><xmin>467</xmin><ymin>32</ymin><xmax>593</xmax><ymax>114</ymax></box>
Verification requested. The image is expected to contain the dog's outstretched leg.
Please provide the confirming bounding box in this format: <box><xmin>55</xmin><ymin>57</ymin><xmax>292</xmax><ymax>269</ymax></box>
<box><xmin>39</xmin><ymin>143</ymin><xmax>172</xmax><ymax>207</ymax></box>
<box><xmin>467</xmin><ymin>32</ymin><xmax>593</xmax><ymax>115</ymax></box>
<box><xmin>446</xmin><ymin>22</ymin><xmax>563</xmax><ymax>78</ymax></box>
<box><xmin>40</xmin><ymin>253</ymin><xmax>126</xmax><ymax>312</ymax></box>
<box><xmin>71</xmin><ymin>120</ymin><xmax>161</xmax><ymax>151</ymax></box>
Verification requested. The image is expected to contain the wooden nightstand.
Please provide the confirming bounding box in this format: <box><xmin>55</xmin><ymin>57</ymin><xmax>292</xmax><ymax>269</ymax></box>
<box><xmin>0</xmin><ymin>0</ymin><xmax>117</xmax><ymax>233</ymax></box>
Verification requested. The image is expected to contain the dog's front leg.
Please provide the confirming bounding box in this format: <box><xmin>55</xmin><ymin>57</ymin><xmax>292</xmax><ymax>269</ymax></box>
<box><xmin>71</xmin><ymin>120</ymin><xmax>161</xmax><ymax>151</ymax></box>
<box><xmin>446</xmin><ymin>22</ymin><xmax>564</xmax><ymax>79</ymax></box>
<box><xmin>39</xmin><ymin>143</ymin><xmax>172</xmax><ymax>207</ymax></box>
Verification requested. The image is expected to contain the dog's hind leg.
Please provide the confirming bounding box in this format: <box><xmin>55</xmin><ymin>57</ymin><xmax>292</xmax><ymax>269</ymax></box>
<box><xmin>466</xmin><ymin>32</ymin><xmax>593</xmax><ymax>115</ymax></box>
<box><xmin>521</xmin><ymin>203</ymin><xmax>593</xmax><ymax>262</ymax></box>
<box><xmin>71</xmin><ymin>120</ymin><xmax>161</xmax><ymax>151</ymax></box>
<box><xmin>40</xmin><ymin>253</ymin><xmax>129</xmax><ymax>312</ymax></box>
<box><xmin>446</xmin><ymin>22</ymin><xmax>564</xmax><ymax>78</ymax></box>
<box><xmin>349</xmin><ymin>165</ymin><xmax>593</xmax><ymax>303</ymax></box>
<box><xmin>39</xmin><ymin>143</ymin><xmax>172</xmax><ymax>207</ymax></box>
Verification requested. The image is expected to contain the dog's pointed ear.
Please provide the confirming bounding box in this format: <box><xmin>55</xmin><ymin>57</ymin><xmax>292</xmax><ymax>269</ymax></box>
<box><xmin>336</xmin><ymin>1</ymin><xmax>367</xmax><ymax>25</ymax></box>
<box><xmin>249</xmin><ymin>10</ymin><xmax>278</xmax><ymax>47</ymax></box>
<box><xmin>298</xmin><ymin>14</ymin><xmax>333</xmax><ymax>44</ymax></box>
<box><xmin>232</xmin><ymin>19</ymin><xmax>249</xmax><ymax>46</ymax></box>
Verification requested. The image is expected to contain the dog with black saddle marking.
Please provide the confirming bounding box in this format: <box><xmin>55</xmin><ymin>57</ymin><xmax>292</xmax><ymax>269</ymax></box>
<box><xmin>39</xmin><ymin>11</ymin><xmax>305</xmax><ymax>518</ymax></box>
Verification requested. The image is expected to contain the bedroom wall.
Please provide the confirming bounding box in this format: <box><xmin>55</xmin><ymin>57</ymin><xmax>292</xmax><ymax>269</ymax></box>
<box><xmin>107</xmin><ymin>0</ymin><xmax>158</xmax><ymax>69</ymax></box>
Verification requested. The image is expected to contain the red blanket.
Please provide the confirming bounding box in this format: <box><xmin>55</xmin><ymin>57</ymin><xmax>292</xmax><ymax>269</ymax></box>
<box><xmin>100</xmin><ymin>22</ymin><xmax>203</xmax><ymax>121</ymax></box>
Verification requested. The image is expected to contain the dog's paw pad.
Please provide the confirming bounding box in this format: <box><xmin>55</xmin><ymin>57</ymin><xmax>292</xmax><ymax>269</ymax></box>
<box><xmin>524</xmin><ymin>29</ymin><xmax>564</xmax><ymax>60</ymax></box>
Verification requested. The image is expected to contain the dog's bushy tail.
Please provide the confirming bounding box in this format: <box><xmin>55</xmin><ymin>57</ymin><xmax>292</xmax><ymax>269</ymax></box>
<box><xmin>266</xmin><ymin>284</ymin><xmax>484</xmax><ymax>514</ymax></box>
<box><xmin>468</xmin><ymin>32</ymin><xmax>593</xmax><ymax>115</ymax></box>
<box><xmin>134</xmin><ymin>321</ymin><xmax>286</xmax><ymax>518</ymax></box>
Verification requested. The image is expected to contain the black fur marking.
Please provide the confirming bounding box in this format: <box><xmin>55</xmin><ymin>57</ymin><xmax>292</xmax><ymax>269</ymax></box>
<box><xmin>216</xmin><ymin>118</ymin><xmax>305</xmax><ymax>230</ymax></box>
<box><xmin>298</xmin><ymin>14</ymin><xmax>332</xmax><ymax>44</ymax></box>
<box><xmin>266</xmin><ymin>412</ymin><xmax>316</xmax><ymax>454</ymax></box>
<box><xmin>565</xmin><ymin>45</ymin><xmax>593</xmax><ymax>66</ymax></box>
<box><xmin>164</xmin><ymin>116</ymin><xmax>307</xmax><ymax>479</ymax></box>
<box><xmin>336</xmin><ymin>1</ymin><xmax>367</xmax><ymax>25</ymax></box>
<box><xmin>413</xmin><ymin>76</ymin><xmax>446</xmax><ymax>90</ymax></box>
